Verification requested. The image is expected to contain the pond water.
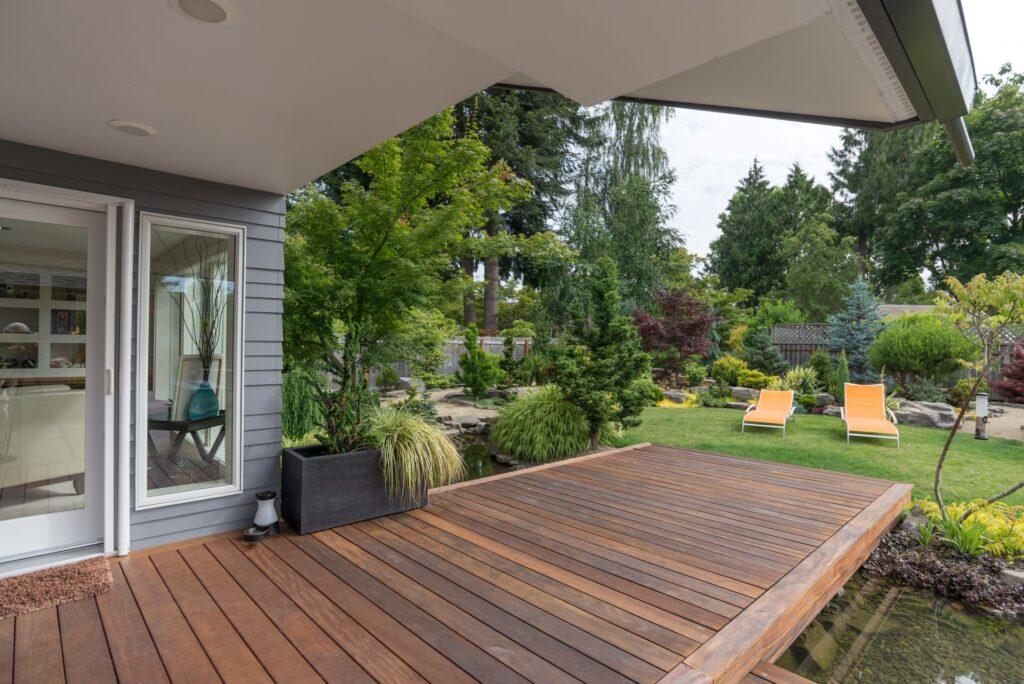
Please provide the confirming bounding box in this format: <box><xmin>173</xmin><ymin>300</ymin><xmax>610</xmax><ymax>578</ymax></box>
<box><xmin>456</xmin><ymin>439</ymin><xmax>513</xmax><ymax>482</ymax></box>
<box><xmin>776</xmin><ymin>574</ymin><xmax>1024</xmax><ymax>683</ymax></box>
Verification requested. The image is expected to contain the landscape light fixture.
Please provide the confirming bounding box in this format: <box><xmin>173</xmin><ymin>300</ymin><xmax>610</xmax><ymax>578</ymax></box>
<box><xmin>974</xmin><ymin>392</ymin><xmax>989</xmax><ymax>440</ymax></box>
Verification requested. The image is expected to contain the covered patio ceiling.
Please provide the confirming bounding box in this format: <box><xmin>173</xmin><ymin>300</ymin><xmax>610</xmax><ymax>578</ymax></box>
<box><xmin>0</xmin><ymin>0</ymin><xmax>975</xmax><ymax>194</ymax></box>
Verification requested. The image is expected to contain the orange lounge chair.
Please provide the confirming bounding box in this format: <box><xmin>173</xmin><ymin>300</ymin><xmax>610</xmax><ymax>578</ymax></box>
<box><xmin>841</xmin><ymin>383</ymin><xmax>900</xmax><ymax>447</ymax></box>
<box><xmin>742</xmin><ymin>389</ymin><xmax>795</xmax><ymax>437</ymax></box>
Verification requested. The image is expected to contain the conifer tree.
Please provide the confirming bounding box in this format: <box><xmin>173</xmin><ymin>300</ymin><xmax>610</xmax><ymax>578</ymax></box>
<box><xmin>827</xmin><ymin>279</ymin><xmax>882</xmax><ymax>383</ymax></box>
<box><xmin>549</xmin><ymin>258</ymin><xmax>660</xmax><ymax>448</ymax></box>
<box><xmin>739</xmin><ymin>328</ymin><xmax>788</xmax><ymax>376</ymax></box>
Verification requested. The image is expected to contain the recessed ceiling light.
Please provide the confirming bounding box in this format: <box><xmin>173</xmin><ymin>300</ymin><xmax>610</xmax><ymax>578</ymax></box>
<box><xmin>172</xmin><ymin>0</ymin><xmax>237</xmax><ymax>24</ymax></box>
<box><xmin>108</xmin><ymin>120</ymin><xmax>158</xmax><ymax>138</ymax></box>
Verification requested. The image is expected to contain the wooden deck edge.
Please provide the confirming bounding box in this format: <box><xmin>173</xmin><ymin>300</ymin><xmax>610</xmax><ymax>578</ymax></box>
<box><xmin>747</xmin><ymin>662</ymin><xmax>815</xmax><ymax>683</ymax></box>
<box><xmin>428</xmin><ymin>442</ymin><xmax>652</xmax><ymax>496</ymax></box>
<box><xmin>662</xmin><ymin>482</ymin><xmax>913</xmax><ymax>684</ymax></box>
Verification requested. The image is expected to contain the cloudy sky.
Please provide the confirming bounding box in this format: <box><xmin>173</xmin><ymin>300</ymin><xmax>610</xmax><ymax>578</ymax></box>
<box><xmin>663</xmin><ymin>0</ymin><xmax>1024</xmax><ymax>258</ymax></box>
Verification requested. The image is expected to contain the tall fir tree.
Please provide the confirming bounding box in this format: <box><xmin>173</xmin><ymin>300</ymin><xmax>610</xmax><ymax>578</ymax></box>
<box><xmin>826</xmin><ymin>279</ymin><xmax>882</xmax><ymax>383</ymax></box>
<box><xmin>706</xmin><ymin>161</ymin><xmax>784</xmax><ymax>299</ymax></box>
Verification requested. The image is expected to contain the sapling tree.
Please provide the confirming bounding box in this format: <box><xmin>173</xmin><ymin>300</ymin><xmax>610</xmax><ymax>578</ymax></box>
<box><xmin>933</xmin><ymin>272</ymin><xmax>1024</xmax><ymax>521</ymax></box>
<box><xmin>456</xmin><ymin>325</ymin><xmax>503</xmax><ymax>399</ymax></box>
<box><xmin>549</xmin><ymin>258</ymin><xmax>660</xmax><ymax>449</ymax></box>
<box><xmin>284</xmin><ymin>110</ymin><xmax>528</xmax><ymax>452</ymax></box>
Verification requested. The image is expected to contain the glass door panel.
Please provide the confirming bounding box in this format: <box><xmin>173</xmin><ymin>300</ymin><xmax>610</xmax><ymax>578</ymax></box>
<box><xmin>0</xmin><ymin>196</ymin><xmax>106</xmax><ymax>561</ymax></box>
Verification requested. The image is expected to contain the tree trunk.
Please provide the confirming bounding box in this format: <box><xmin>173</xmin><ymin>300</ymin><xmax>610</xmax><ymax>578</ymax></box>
<box><xmin>589</xmin><ymin>427</ymin><xmax>601</xmax><ymax>451</ymax></box>
<box><xmin>460</xmin><ymin>256</ymin><xmax>477</xmax><ymax>326</ymax></box>
<box><xmin>483</xmin><ymin>214</ymin><xmax>501</xmax><ymax>334</ymax></box>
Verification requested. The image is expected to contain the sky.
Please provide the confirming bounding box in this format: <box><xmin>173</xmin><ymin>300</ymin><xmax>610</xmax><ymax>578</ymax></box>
<box><xmin>662</xmin><ymin>0</ymin><xmax>1024</xmax><ymax>258</ymax></box>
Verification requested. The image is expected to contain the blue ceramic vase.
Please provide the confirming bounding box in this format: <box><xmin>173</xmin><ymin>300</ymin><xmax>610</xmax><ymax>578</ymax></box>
<box><xmin>188</xmin><ymin>380</ymin><xmax>220</xmax><ymax>420</ymax></box>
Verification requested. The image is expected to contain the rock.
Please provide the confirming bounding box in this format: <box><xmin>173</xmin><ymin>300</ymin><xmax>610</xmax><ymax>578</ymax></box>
<box><xmin>456</xmin><ymin>415</ymin><xmax>480</xmax><ymax>428</ymax></box>
<box><xmin>1001</xmin><ymin>568</ymin><xmax>1024</xmax><ymax>588</ymax></box>
<box><xmin>893</xmin><ymin>400</ymin><xmax>957</xmax><ymax>429</ymax></box>
<box><xmin>726</xmin><ymin>401</ymin><xmax>750</xmax><ymax>410</ymax></box>
<box><xmin>494</xmin><ymin>453</ymin><xmax>515</xmax><ymax>465</ymax></box>
<box><xmin>813</xmin><ymin>392</ymin><xmax>835</xmax><ymax>407</ymax></box>
<box><xmin>823</xmin><ymin>405</ymin><xmax>843</xmax><ymax>417</ymax></box>
<box><xmin>395</xmin><ymin>376</ymin><xmax>425</xmax><ymax>392</ymax></box>
<box><xmin>731</xmin><ymin>387</ymin><xmax>759</xmax><ymax>402</ymax></box>
<box><xmin>662</xmin><ymin>390</ymin><xmax>689</xmax><ymax>404</ymax></box>
<box><xmin>901</xmin><ymin>506</ymin><xmax>931</xmax><ymax>536</ymax></box>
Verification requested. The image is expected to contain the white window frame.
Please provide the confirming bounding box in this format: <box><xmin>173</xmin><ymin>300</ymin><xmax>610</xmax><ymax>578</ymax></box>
<box><xmin>136</xmin><ymin>212</ymin><xmax>246</xmax><ymax>509</ymax></box>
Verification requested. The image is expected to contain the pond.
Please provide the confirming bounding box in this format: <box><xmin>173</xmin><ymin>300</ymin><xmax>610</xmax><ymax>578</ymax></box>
<box><xmin>776</xmin><ymin>574</ymin><xmax>1024</xmax><ymax>683</ymax></box>
<box><xmin>456</xmin><ymin>438</ymin><xmax>513</xmax><ymax>482</ymax></box>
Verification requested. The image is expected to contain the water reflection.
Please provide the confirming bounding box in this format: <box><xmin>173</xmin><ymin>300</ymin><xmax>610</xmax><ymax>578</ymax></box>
<box><xmin>776</xmin><ymin>574</ymin><xmax>1024</xmax><ymax>683</ymax></box>
<box><xmin>457</xmin><ymin>438</ymin><xmax>512</xmax><ymax>482</ymax></box>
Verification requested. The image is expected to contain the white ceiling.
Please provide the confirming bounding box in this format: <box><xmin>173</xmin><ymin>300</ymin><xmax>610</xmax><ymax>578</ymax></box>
<box><xmin>0</xmin><ymin>0</ymin><xmax>917</xmax><ymax>194</ymax></box>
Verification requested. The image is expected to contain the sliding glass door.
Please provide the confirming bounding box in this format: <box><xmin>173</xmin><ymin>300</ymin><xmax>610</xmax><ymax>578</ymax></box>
<box><xmin>0</xmin><ymin>196</ymin><xmax>108</xmax><ymax>562</ymax></box>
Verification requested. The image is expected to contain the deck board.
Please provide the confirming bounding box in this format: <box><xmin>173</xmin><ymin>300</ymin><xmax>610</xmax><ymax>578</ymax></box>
<box><xmin>0</xmin><ymin>443</ymin><xmax>909</xmax><ymax>683</ymax></box>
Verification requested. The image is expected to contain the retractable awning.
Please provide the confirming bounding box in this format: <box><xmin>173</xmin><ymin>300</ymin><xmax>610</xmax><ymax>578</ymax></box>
<box><xmin>0</xmin><ymin>0</ymin><xmax>976</xmax><ymax>193</ymax></box>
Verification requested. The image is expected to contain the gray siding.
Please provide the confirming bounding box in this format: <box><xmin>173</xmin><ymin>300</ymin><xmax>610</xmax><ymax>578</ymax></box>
<box><xmin>0</xmin><ymin>139</ymin><xmax>285</xmax><ymax>550</ymax></box>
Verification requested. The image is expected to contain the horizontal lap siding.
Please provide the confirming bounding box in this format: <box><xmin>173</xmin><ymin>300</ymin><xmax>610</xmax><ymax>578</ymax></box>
<box><xmin>0</xmin><ymin>139</ymin><xmax>286</xmax><ymax>550</ymax></box>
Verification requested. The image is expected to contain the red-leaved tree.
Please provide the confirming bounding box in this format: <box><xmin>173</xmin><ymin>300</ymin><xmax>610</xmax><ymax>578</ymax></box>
<box><xmin>633</xmin><ymin>289</ymin><xmax>717</xmax><ymax>381</ymax></box>
<box><xmin>993</xmin><ymin>342</ymin><xmax>1024</xmax><ymax>402</ymax></box>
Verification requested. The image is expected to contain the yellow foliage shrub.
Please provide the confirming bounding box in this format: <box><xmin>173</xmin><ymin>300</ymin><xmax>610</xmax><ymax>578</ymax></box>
<box><xmin>913</xmin><ymin>498</ymin><xmax>1024</xmax><ymax>559</ymax></box>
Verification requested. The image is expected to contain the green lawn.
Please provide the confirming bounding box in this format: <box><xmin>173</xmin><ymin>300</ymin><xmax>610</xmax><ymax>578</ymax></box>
<box><xmin>622</xmin><ymin>407</ymin><xmax>1024</xmax><ymax>505</ymax></box>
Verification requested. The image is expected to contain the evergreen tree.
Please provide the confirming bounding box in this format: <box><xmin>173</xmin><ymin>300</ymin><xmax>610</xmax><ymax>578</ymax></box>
<box><xmin>831</xmin><ymin>350</ymin><xmax>851</xmax><ymax>402</ymax></box>
<box><xmin>827</xmin><ymin>279</ymin><xmax>882</xmax><ymax>383</ymax></box>
<box><xmin>452</xmin><ymin>88</ymin><xmax>587</xmax><ymax>329</ymax></box>
<box><xmin>707</xmin><ymin>161</ymin><xmax>784</xmax><ymax>299</ymax></box>
<box><xmin>739</xmin><ymin>328</ymin><xmax>788</xmax><ymax>376</ymax></box>
<box><xmin>549</xmin><ymin>258</ymin><xmax>659</xmax><ymax>448</ymax></box>
<box><xmin>782</xmin><ymin>219</ymin><xmax>860</xmax><ymax>320</ymax></box>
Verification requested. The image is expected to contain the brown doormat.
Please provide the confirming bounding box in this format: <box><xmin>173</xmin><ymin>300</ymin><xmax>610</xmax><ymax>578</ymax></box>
<box><xmin>0</xmin><ymin>557</ymin><xmax>112</xmax><ymax>619</ymax></box>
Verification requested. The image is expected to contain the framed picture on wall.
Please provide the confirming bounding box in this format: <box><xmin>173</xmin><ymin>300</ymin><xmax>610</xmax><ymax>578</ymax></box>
<box><xmin>171</xmin><ymin>354</ymin><xmax>223</xmax><ymax>421</ymax></box>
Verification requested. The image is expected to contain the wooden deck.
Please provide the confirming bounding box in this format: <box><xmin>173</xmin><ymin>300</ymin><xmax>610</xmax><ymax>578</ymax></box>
<box><xmin>0</xmin><ymin>443</ymin><xmax>910</xmax><ymax>684</ymax></box>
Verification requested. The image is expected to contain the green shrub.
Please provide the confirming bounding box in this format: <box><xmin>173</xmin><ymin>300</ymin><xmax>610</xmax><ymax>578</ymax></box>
<box><xmin>830</xmin><ymin>350</ymin><xmax>851</xmax><ymax>402</ymax></box>
<box><xmin>948</xmin><ymin>376</ymin><xmax>989</xmax><ymax>408</ymax></box>
<box><xmin>770</xmin><ymin>366</ymin><xmax>821</xmax><ymax>394</ymax></box>
<box><xmin>868</xmin><ymin>313</ymin><xmax>977</xmax><ymax>389</ymax></box>
<box><xmin>683</xmin><ymin>360</ymin><xmax>708</xmax><ymax>387</ymax></box>
<box><xmin>711</xmin><ymin>355</ymin><xmax>747</xmax><ymax>386</ymax></box>
<box><xmin>736</xmin><ymin>368</ymin><xmax>778</xmax><ymax>390</ymax></box>
<box><xmin>902</xmin><ymin>377</ymin><xmax>946</xmax><ymax>402</ymax></box>
<box><xmin>376</xmin><ymin>366</ymin><xmax>400</xmax><ymax>391</ymax></box>
<box><xmin>455</xmin><ymin>325</ymin><xmax>504</xmax><ymax>399</ymax></box>
<box><xmin>798</xmin><ymin>394</ymin><xmax>818</xmax><ymax>412</ymax></box>
<box><xmin>282</xmin><ymin>368</ymin><xmax>322</xmax><ymax>441</ymax></box>
<box><xmin>490</xmin><ymin>385</ymin><xmax>592</xmax><ymax>462</ymax></box>
<box><xmin>938</xmin><ymin>517</ymin><xmax>990</xmax><ymax>558</ymax></box>
<box><xmin>808</xmin><ymin>349</ymin><xmax>834</xmax><ymax>385</ymax></box>
<box><xmin>367</xmin><ymin>404</ymin><xmax>464</xmax><ymax>503</ymax></box>
<box><xmin>697</xmin><ymin>390</ymin><xmax>730</xmax><ymax>408</ymax></box>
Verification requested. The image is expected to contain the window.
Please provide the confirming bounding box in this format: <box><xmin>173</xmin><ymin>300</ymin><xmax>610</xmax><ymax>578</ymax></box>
<box><xmin>137</xmin><ymin>213</ymin><xmax>244</xmax><ymax>508</ymax></box>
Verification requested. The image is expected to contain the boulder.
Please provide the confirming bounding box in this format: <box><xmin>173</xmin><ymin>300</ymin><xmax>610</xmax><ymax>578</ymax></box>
<box><xmin>726</xmin><ymin>401</ymin><xmax>750</xmax><ymax>410</ymax></box>
<box><xmin>662</xmin><ymin>390</ymin><xmax>689</xmax><ymax>404</ymax></box>
<box><xmin>395</xmin><ymin>376</ymin><xmax>425</xmax><ymax>392</ymax></box>
<box><xmin>1000</xmin><ymin>568</ymin><xmax>1024</xmax><ymax>588</ymax></box>
<box><xmin>813</xmin><ymin>392</ymin><xmax>835</xmax><ymax>407</ymax></box>
<box><xmin>731</xmin><ymin>387</ymin><xmax>759</xmax><ymax>402</ymax></box>
<box><xmin>823</xmin><ymin>405</ymin><xmax>843</xmax><ymax>417</ymax></box>
<box><xmin>900</xmin><ymin>506</ymin><xmax>931</xmax><ymax>536</ymax></box>
<box><xmin>893</xmin><ymin>400</ymin><xmax>957</xmax><ymax>429</ymax></box>
<box><xmin>494</xmin><ymin>453</ymin><xmax>515</xmax><ymax>465</ymax></box>
<box><xmin>456</xmin><ymin>415</ymin><xmax>480</xmax><ymax>428</ymax></box>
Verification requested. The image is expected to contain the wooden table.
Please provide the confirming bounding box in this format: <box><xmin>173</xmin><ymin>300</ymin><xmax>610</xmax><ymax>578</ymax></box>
<box><xmin>147</xmin><ymin>412</ymin><xmax>226</xmax><ymax>466</ymax></box>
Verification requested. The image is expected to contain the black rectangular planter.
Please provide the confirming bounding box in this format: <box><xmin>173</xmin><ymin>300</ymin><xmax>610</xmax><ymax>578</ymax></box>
<box><xmin>281</xmin><ymin>445</ymin><xmax>427</xmax><ymax>534</ymax></box>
